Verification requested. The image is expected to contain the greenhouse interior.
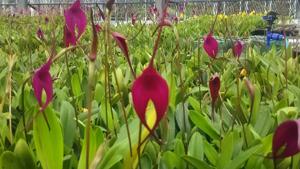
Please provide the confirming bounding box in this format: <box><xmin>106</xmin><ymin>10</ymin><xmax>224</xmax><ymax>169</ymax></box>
<box><xmin>1</xmin><ymin>0</ymin><xmax>300</xmax><ymax>169</ymax></box>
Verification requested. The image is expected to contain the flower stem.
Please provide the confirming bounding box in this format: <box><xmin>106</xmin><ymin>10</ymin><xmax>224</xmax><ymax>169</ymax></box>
<box><xmin>86</xmin><ymin>61</ymin><xmax>95</xmax><ymax>169</ymax></box>
<box><xmin>107</xmin><ymin>10</ymin><xmax>133</xmax><ymax>156</ymax></box>
<box><xmin>149</xmin><ymin>26</ymin><xmax>163</xmax><ymax>67</ymax></box>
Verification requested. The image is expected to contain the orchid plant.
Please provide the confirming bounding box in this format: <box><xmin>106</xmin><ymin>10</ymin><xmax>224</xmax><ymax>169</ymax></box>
<box><xmin>1</xmin><ymin>1</ymin><xmax>300</xmax><ymax>169</ymax></box>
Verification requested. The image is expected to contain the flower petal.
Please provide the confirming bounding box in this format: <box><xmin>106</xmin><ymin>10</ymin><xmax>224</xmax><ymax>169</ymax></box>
<box><xmin>37</xmin><ymin>27</ymin><xmax>44</xmax><ymax>40</ymax></box>
<box><xmin>209</xmin><ymin>73</ymin><xmax>220</xmax><ymax>104</ymax></box>
<box><xmin>132</xmin><ymin>66</ymin><xmax>169</xmax><ymax>131</ymax></box>
<box><xmin>203</xmin><ymin>33</ymin><xmax>218</xmax><ymax>59</ymax></box>
<box><xmin>64</xmin><ymin>0</ymin><xmax>87</xmax><ymax>40</ymax></box>
<box><xmin>272</xmin><ymin>120</ymin><xmax>300</xmax><ymax>158</ymax></box>
<box><xmin>64</xmin><ymin>25</ymin><xmax>76</xmax><ymax>47</ymax></box>
<box><xmin>233</xmin><ymin>40</ymin><xmax>243</xmax><ymax>58</ymax></box>
<box><xmin>111</xmin><ymin>32</ymin><xmax>129</xmax><ymax>60</ymax></box>
<box><xmin>32</xmin><ymin>59</ymin><xmax>53</xmax><ymax>111</ymax></box>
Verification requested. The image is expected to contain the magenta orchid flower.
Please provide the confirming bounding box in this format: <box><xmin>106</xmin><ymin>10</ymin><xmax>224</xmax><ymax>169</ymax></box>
<box><xmin>32</xmin><ymin>59</ymin><xmax>53</xmax><ymax>111</ymax></box>
<box><xmin>63</xmin><ymin>0</ymin><xmax>87</xmax><ymax>46</ymax></box>
<box><xmin>272</xmin><ymin>119</ymin><xmax>300</xmax><ymax>158</ymax></box>
<box><xmin>203</xmin><ymin>33</ymin><xmax>218</xmax><ymax>59</ymax></box>
<box><xmin>37</xmin><ymin>28</ymin><xmax>44</xmax><ymax>40</ymax></box>
<box><xmin>132</xmin><ymin>66</ymin><xmax>169</xmax><ymax>132</ymax></box>
<box><xmin>233</xmin><ymin>40</ymin><xmax>243</xmax><ymax>59</ymax></box>
<box><xmin>209</xmin><ymin>73</ymin><xmax>220</xmax><ymax>120</ymax></box>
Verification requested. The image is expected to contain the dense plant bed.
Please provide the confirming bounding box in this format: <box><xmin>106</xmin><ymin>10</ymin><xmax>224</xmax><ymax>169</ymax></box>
<box><xmin>0</xmin><ymin>1</ymin><xmax>299</xmax><ymax>169</ymax></box>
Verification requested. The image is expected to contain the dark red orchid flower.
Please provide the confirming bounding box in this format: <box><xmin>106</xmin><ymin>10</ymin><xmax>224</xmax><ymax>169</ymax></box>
<box><xmin>209</xmin><ymin>73</ymin><xmax>220</xmax><ymax>120</ymax></box>
<box><xmin>37</xmin><ymin>27</ymin><xmax>44</xmax><ymax>40</ymax></box>
<box><xmin>32</xmin><ymin>59</ymin><xmax>53</xmax><ymax>112</ymax></box>
<box><xmin>95</xmin><ymin>24</ymin><xmax>102</xmax><ymax>33</ymax></box>
<box><xmin>203</xmin><ymin>33</ymin><xmax>218</xmax><ymax>59</ymax></box>
<box><xmin>132</xmin><ymin>66</ymin><xmax>169</xmax><ymax>132</ymax></box>
<box><xmin>149</xmin><ymin>5</ymin><xmax>158</xmax><ymax>15</ymax></box>
<box><xmin>233</xmin><ymin>40</ymin><xmax>243</xmax><ymax>59</ymax></box>
<box><xmin>64</xmin><ymin>0</ymin><xmax>87</xmax><ymax>46</ymax></box>
<box><xmin>111</xmin><ymin>32</ymin><xmax>129</xmax><ymax>60</ymax></box>
<box><xmin>111</xmin><ymin>32</ymin><xmax>135</xmax><ymax>77</ymax></box>
<box><xmin>45</xmin><ymin>17</ymin><xmax>49</xmax><ymax>24</ymax></box>
<box><xmin>273</xmin><ymin>119</ymin><xmax>300</xmax><ymax>158</ymax></box>
<box><xmin>172</xmin><ymin>16</ymin><xmax>179</xmax><ymax>23</ymax></box>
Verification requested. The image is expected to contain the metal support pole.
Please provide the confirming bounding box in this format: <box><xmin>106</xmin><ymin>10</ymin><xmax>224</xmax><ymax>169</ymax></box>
<box><xmin>156</xmin><ymin>0</ymin><xmax>166</xmax><ymax>19</ymax></box>
<box><xmin>296</xmin><ymin>0</ymin><xmax>300</xmax><ymax>19</ymax></box>
<box><xmin>245</xmin><ymin>0</ymin><xmax>248</xmax><ymax>13</ymax></box>
<box><xmin>17</xmin><ymin>0</ymin><xmax>27</xmax><ymax>8</ymax></box>
<box><xmin>222</xmin><ymin>1</ymin><xmax>226</xmax><ymax>14</ymax></box>
<box><xmin>213</xmin><ymin>2</ymin><xmax>217</xmax><ymax>15</ymax></box>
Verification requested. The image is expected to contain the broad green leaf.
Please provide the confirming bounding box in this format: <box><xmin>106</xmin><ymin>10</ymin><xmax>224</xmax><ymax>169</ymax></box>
<box><xmin>160</xmin><ymin>151</ymin><xmax>184</xmax><ymax>169</ymax></box>
<box><xmin>223</xmin><ymin>145</ymin><xmax>261</xmax><ymax>169</ymax></box>
<box><xmin>189</xmin><ymin>110</ymin><xmax>219</xmax><ymax>139</ymax></box>
<box><xmin>174</xmin><ymin>139</ymin><xmax>185</xmax><ymax>157</ymax></box>
<box><xmin>0</xmin><ymin>151</ymin><xmax>23</xmax><ymax>169</ymax></box>
<box><xmin>217</xmin><ymin>132</ymin><xmax>233</xmax><ymax>169</ymax></box>
<box><xmin>33</xmin><ymin>108</ymin><xmax>64</xmax><ymax>169</ymax></box>
<box><xmin>71</xmin><ymin>73</ymin><xmax>82</xmax><ymax>97</ymax></box>
<box><xmin>175</xmin><ymin>102</ymin><xmax>190</xmax><ymax>132</ymax></box>
<box><xmin>203</xmin><ymin>140</ymin><xmax>218</xmax><ymax>165</ymax></box>
<box><xmin>14</xmin><ymin>139</ymin><xmax>36</xmax><ymax>169</ymax></box>
<box><xmin>182</xmin><ymin>155</ymin><xmax>214</xmax><ymax>169</ymax></box>
<box><xmin>60</xmin><ymin>101</ymin><xmax>76</xmax><ymax>151</ymax></box>
<box><xmin>188</xmin><ymin>132</ymin><xmax>204</xmax><ymax>160</ymax></box>
<box><xmin>78</xmin><ymin>127</ymin><xmax>104</xmax><ymax>169</ymax></box>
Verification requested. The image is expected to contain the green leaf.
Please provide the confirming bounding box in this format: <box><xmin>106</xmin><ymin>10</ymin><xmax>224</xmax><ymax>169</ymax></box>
<box><xmin>174</xmin><ymin>139</ymin><xmax>185</xmax><ymax>157</ymax></box>
<box><xmin>99</xmin><ymin>101</ymin><xmax>119</xmax><ymax>132</ymax></box>
<box><xmin>60</xmin><ymin>101</ymin><xmax>76</xmax><ymax>151</ymax></box>
<box><xmin>71</xmin><ymin>73</ymin><xmax>82</xmax><ymax>97</ymax></box>
<box><xmin>217</xmin><ymin>132</ymin><xmax>233</xmax><ymax>169</ymax></box>
<box><xmin>33</xmin><ymin>108</ymin><xmax>64</xmax><ymax>169</ymax></box>
<box><xmin>223</xmin><ymin>145</ymin><xmax>261</xmax><ymax>169</ymax></box>
<box><xmin>160</xmin><ymin>151</ymin><xmax>184</xmax><ymax>169</ymax></box>
<box><xmin>182</xmin><ymin>156</ymin><xmax>214</xmax><ymax>169</ymax></box>
<box><xmin>78</xmin><ymin>127</ymin><xmax>104</xmax><ymax>169</ymax></box>
<box><xmin>0</xmin><ymin>151</ymin><xmax>23</xmax><ymax>169</ymax></box>
<box><xmin>14</xmin><ymin>139</ymin><xmax>36</xmax><ymax>169</ymax></box>
<box><xmin>189</xmin><ymin>110</ymin><xmax>219</xmax><ymax>140</ymax></box>
<box><xmin>203</xmin><ymin>140</ymin><xmax>218</xmax><ymax>165</ymax></box>
<box><xmin>188</xmin><ymin>132</ymin><xmax>204</xmax><ymax>160</ymax></box>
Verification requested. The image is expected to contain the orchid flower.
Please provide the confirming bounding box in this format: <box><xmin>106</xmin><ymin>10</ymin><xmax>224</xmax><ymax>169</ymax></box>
<box><xmin>273</xmin><ymin>119</ymin><xmax>300</xmax><ymax>158</ymax></box>
<box><xmin>95</xmin><ymin>24</ymin><xmax>102</xmax><ymax>33</ymax></box>
<box><xmin>203</xmin><ymin>33</ymin><xmax>218</xmax><ymax>59</ymax></box>
<box><xmin>32</xmin><ymin>59</ymin><xmax>53</xmax><ymax>112</ymax></box>
<box><xmin>132</xmin><ymin>66</ymin><xmax>169</xmax><ymax>132</ymax></box>
<box><xmin>37</xmin><ymin>28</ymin><xmax>44</xmax><ymax>40</ymax></box>
<box><xmin>233</xmin><ymin>40</ymin><xmax>243</xmax><ymax>59</ymax></box>
<box><xmin>132</xmin><ymin>3</ymin><xmax>169</xmax><ymax>133</ymax></box>
<box><xmin>64</xmin><ymin>0</ymin><xmax>87</xmax><ymax>47</ymax></box>
<box><xmin>209</xmin><ymin>73</ymin><xmax>220</xmax><ymax>120</ymax></box>
<box><xmin>45</xmin><ymin>17</ymin><xmax>49</xmax><ymax>24</ymax></box>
